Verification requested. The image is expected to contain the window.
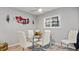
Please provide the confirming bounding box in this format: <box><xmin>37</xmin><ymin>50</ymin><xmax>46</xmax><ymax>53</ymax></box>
<box><xmin>44</xmin><ymin>15</ymin><xmax>60</xmax><ymax>28</ymax></box>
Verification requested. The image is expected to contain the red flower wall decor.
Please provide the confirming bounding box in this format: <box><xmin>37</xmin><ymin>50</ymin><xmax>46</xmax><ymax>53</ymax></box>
<box><xmin>15</xmin><ymin>16</ymin><xmax>29</xmax><ymax>24</ymax></box>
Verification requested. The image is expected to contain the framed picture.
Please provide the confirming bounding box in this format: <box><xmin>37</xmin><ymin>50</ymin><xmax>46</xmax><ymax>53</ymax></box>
<box><xmin>44</xmin><ymin>15</ymin><xmax>61</xmax><ymax>28</ymax></box>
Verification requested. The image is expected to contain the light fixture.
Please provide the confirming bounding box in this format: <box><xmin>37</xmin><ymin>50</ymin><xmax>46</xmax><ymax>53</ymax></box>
<box><xmin>38</xmin><ymin>8</ymin><xmax>42</xmax><ymax>12</ymax></box>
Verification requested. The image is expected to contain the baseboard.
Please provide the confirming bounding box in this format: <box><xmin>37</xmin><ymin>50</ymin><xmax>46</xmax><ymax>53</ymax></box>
<box><xmin>8</xmin><ymin>43</ymin><xmax>20</xmax><ymax>47</ymax></box>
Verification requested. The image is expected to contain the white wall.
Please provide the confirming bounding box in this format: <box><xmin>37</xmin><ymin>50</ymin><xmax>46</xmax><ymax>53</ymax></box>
<box><xmin>0</xmin><ymin>7</ymin><xmax>36</xmax><ymax>45</ymax></box>
<box><xmin>36</xmin><ymin>7</ymin><xmax>79</xmax><ymax>43</ymax></box>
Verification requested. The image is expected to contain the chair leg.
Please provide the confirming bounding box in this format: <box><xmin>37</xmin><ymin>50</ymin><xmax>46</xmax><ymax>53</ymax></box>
<box><xmin>61</xmin><ymin>42</ymin><xmax>62</xmax><ymax>47</ymax></box>
<box><xmin>22</xmin><ymin>48</ymin><xmax>24</xmax><ymax>51</ymax></box>
<box><xmin>67</xmin><ymin>44</ymin><xmax>69</xmax><ymax>48</ymax></box>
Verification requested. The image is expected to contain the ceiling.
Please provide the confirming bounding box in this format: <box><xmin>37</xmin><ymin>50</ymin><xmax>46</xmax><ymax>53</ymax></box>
<box><xmin>14</xmin><ymin>7</ymin><xmax>59</xmax><ymax>15</ymax></box>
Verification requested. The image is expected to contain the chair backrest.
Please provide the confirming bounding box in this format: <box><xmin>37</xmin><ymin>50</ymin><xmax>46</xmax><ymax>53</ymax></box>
<box><xmin>28</xmin><ymin>30</ymin><xmax>34</xmax><ymax>41</ymax></box>
<box><xmin>18</xmin><ymin>31</ymin><xmax>27</xmax><ymax>48</ymax></box>
<box><xmin>42</xmin><ymin>30</ymin><xmax>50</xmax><ymax>46</ymax></box>
<box><xmin>68</xmin><ymin>30</ymin><xmax>78</xmax><ymax>43</ymax></box>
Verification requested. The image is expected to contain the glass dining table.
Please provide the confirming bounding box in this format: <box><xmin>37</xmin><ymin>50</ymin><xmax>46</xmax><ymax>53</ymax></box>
<box><xmin>32</xmin><ymin>35</ymin><xmax>42</xmax><ymax>51</ymax></box>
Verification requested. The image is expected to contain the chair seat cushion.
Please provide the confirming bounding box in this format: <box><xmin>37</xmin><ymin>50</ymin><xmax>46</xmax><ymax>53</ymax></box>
<box><xmin>61</xmin><ymin>40</ymin><xmax>75</xmax><ymax>44</ymax></box>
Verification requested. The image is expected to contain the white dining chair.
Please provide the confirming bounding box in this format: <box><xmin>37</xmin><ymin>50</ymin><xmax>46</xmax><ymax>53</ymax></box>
<box><xmin>61</xmin><ymin>30</ymin><xmax>78</xmax><ymax>49</ymax></box>
<box><xmin>18</xmin><ymin>31</ymin><xmax>32</xmax><ymax>51</ymax></box>
<box><xmin>27</xmin><ymin>30</ymin><xmax>34</xmax><ymax>41</ymax></box>
<box><xmin>42</xmin><ymin>30</ymin><xmax>51</xmax><ymax>46</ymax></box>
